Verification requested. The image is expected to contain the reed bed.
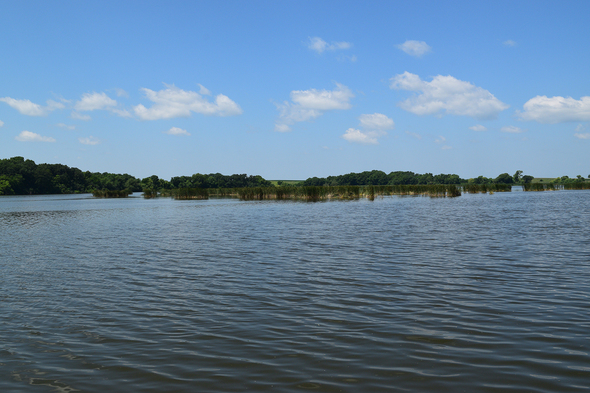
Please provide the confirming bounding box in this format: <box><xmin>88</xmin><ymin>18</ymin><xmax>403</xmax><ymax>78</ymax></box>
<box><xmin>92</xmin><ymin>189</ymin><xmax>131</xmax><ymax>198</ymax></box>
<box><xmin>166</xmin><ymin>188</ymin><xmax>209</xmax><ymax>200</ymax></box>
<box><xmin>561</xmin><ymin>182</ymin><xmax>590</xmax><ymax>190</ymax></box>
<box><xmin>462</xmin><ymin>184</ymin><xmax>512</xmax><ymax>194</ymax></box>
<box><xmin>522</xmin><ymin>183</ymin><xmax>558</xmax><ymax>191</ymax></box>
<box><xmin>201</xmin><ymin>184</ymin><xmax>461</xmax><ymax>201</ymax></box>
<box><xmin>143</xmin><ymin>189</ymin><xmax>159</xmax><ymax>199</ymax></box>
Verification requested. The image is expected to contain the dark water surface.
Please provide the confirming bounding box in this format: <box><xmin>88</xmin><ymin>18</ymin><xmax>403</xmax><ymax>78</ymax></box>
<box><xmin>1</xmin><ymin>191</ymin><xmax>589</xmax><ymax>392</ymax></box>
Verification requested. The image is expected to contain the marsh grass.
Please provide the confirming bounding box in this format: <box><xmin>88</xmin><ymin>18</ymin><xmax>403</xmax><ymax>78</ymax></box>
<box><xmin>92</xmin><ymin>189</ymin><xmax>131</xmax><ymax>198</ymax></box>
<box><xmin>462</xmin><ymin>184</ymin><xmax>512</xmax><ymax>194</ymax></box>
<box><xmin>143</xmin><ymin>189</ymin><xmax>159</xmax><ymax>199</ymax></box>
<box><xmin>198</xmin><ymin>184</ymin><xmax>462</xmax><ymax>201</ymax></box>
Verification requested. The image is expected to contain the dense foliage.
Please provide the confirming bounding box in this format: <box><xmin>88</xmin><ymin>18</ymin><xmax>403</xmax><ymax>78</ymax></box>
<box><xmin>0</xmin><ymin>157</ymin><xmax>141</xmax><ymax>195</ymax></box>
<box><xmin>0</xmin><ymin>157</ymin><xmax>272</xmax><ymax>195</ymax></box>
<box><xmin>302</xmin><ymin>170</ymin><xmax>465</xmax><ymax>186</ymax></box>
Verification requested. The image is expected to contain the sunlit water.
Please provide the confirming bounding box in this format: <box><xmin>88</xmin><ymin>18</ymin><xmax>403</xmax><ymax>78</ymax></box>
<box><xmin>1</xmin><ymin>191</ymin><xmax>589</xmax><ymax>392</ymax></box>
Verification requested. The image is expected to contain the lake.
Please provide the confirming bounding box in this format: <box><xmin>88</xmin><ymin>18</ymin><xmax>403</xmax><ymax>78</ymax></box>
<box><xmin>1</xmin><ymin>190</ymin><xmax>589</xmax><ymax>392</ymax></box>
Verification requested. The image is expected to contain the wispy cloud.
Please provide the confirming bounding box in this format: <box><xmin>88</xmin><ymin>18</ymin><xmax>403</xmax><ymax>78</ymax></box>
<box><xmin>396</xmin><ymin>40</ymin><xmax>431</xmax><ymax>57</ymax></box>
<box><xmin>78</xmin><ymin>136</ymin><xmax>100</xmax><ymax>145</ymax></box>
<box><xmin>56</xmin><ymin>123</ymin><xmax>75</xmax><ymax>130</ymax></box>
<box><xmin>308</xmin><ymin>37</ymin><xmax>352</xmax><ymax>54</ymax></box>
<box><xmin>164</xmin><ymin>127</ymin><xmax>191</xmax><ymax>136</ymax></box>
<box><xmin>501</xmin><ymin>125</ymin><xmax>525</xmax><ymax>133</ymax></box>
<box><xmin>405</xmin><ymin>131</ymin><xmax>422</xmax><ymax>140</ymax></box>
<box><xmin>390</xmin><ymin>72</ymin><xmax>509</xmax><ymax>119</ymax></box>
<box><xmin>0</xmin><ymin>120</ymin><xmax>4</xmax><ymax>128</ymax></box>
<box><xmin>503</xmin><ymin>39</ymin><xmax>517</xmax><ymax>47</ymax></box>
<box><xmin>133</xmin><ymin>84</ymin><xmax>242</xmax><ymax>120</ymax></box>
<box><xmin>469</xmin><ymin>124</ymin><xmax>487</xmax><ymax>131</ymax></box>
<box><xmin>71</xmin><ymin>112</ymin><xmax>91</xmax><ymax>121</ymax></box>
<box><xmin>574</xmin><ymin>132</ymin><xmax>590</xmax><ymax>139</ymax></box>
<box><xmin>0</xmin><ymin>97</ymin><xmax>64</xmax><ymax>116</ymax></box>
<box><xmin>15</xmin><ymin>130</ymin><xmax>56</xmax><ymax>142</ymax></box>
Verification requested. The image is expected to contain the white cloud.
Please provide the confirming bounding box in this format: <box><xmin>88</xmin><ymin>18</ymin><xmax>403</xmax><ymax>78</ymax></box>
<box><xmin>405</xmin><ymin>131</ymin><xmax>422</xmax><ymax>139</ymax></box>
<box><xmin>0</xmin><ymin>97</ymin><xmax>64</xmax><ymax>116</ymax></box>
<box><xmin>165</xmin><ymin>127</ymin><xmax>191</xmax><ymax>136</ymax></box>
<box><xmin>358</xmin><ymin>113</ymin><xmax>394</xmax><ymax>130</ymax></box>
<box><xmin>198</xmin><ymin>84</ymin><xmax>211</xmax><ymax>96</ymax></box>
<box><xmin>503</xmin><ymin>39</ymin><xmax>517</xmax><ymax>47</ymax></box>
<box><xmin>501</xmin><ymin>125</ymin><xmax>525</xmax><ymax>133</ymax></box>
<box><xmin>518</xmin><ymin>96</ymin><xmax>590</xmax><ymax>123</ymax></box>
<box><xmin>275</xmin><ymin>83</ymin><xmax>353</xmax><ymax>131</ymax></box>
<box><xmin>115</xmin><ymin>88</ymin><xmax>129</xmax><ymax>98</ymax></box>
<box><xmin>133</xmin><ymin>84</ymin><xmax>242</xmax><ymax>120</ymax></box>
<box><xmin>79</xmin><ymin>136</ymin><xmax>100</xmax><ymax>145</ymax></box>
<box><xmin>442</xmin><ymin>145</ymin><xmax>452</xmax><ymax>150</ymax></box>
<box><xmin>57</xmin><ymin>123</ymin><xmax>75</xmax><ymax>130</ymax></box>
<box><xmin>274</xmin><ymin>123</ymin><xmax>291</xmax><ymax>133</ymax></box>
<box><xmin>342</xmin><ymin>113</ymin><xmax>392</xmax><ymax>144</ymax></box>
<box><xmin>469</xmin><ymin>124</ymin><xmax>488</xmax><ymax>131</ymax></box>
<box><xmin>15</xmin><ymin>130</ymin><xmax>56</xmax><ymax>142</ymax></box>
<box><xmin>575</xmin><ymin>124</ymin><xmax>586</xmax><ymax>132</ymax></box>
<box><xmin>111</xmin><ymin>108</ymin><xmax>132</xmax><ymax>118</ymax></box>
<box><xmin>0</xmin><ymin>120</ymin><xmax>3</xmax><ymax>127</ymax></box>
<box><xmin>71</xmin><ymin>112</ymin><xmax>91</xmax><ymax>121</ymax></box>
<box><xmin>390</xmin><ymin>72</ymin><xmax>509</xmax><ymax>119</ymax></box>
<box><xmin>307</xmin><ymin>37</ymin><xmax>352</xmax><ymax>54</ymax></box>
<box><xmin>574</xmin><ymin>133</ymin><xmax>590</xmax><ymax>139</ymax></box>
<box><xmin>342</xmin><ymin>128</ymin><xmax>378</xmax><ymax>144</ymax></box>
<box><xmin>75</xmin><ymin>92</ymin><xmax>117</xmax><ymax>111</ymax></box>
<box><xmin>435</xmin><ymin>136</ymin><xmax>446</xmax><ymax>144</ymax></box>
<box><xmin>396</xmin><ymin>40</ymin><xmax>431</xmax><ymax>57</ymax></box>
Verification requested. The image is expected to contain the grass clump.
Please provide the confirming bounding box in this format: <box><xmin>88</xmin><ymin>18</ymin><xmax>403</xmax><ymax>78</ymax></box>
<box><xmin>92</xmin><ymin>189</ymin><xmax>132</xmax><ymax>198</ymax></box>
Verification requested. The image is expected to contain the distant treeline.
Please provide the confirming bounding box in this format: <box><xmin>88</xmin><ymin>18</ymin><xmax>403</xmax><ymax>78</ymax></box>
<box><xmin>0</xmin><ymin>157</ymin><xmax>142</xmax><ymax>195</ymax></box>
<box><xmin>0</xmin><ymin>156</ymin><xmax>272</xmax><ymax>195</ymax></box>
<box><xmin>1</xmin><ymin>156</ymin><xmax>587</xmax><ymax>196</ymax></box>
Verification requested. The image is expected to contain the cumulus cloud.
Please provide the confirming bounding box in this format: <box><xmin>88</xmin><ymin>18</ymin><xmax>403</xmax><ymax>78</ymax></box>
<box><xmin>342</xmin><ymin>128</ymin><xmax>379</xmax><ymax>144</ymax></box>
<box><xmin>71</xmin><ymin>112</ymin><xmax>91</xmax><ymax>121</ymax></box>
<box><xmin>308</xmin><ymin>37</ymin><xmax>352</xmax><ymax>54</ymax></box>
<box><xmin>390</xmin><ymin>72</ymin><xmax>509</xmax><ymax>119</ymax></box>
<box><xmin>79</xmin><ymin>136</ymin><xmax>100</xmax><ymax>145</ymax></box>
<box><xmin>15</xmin><ymin>130</ymin><xmax>56</xmax><ymax>142</ymax></box>
<box><xmin>165</xmin><ymin>127</ymin><xmax>191</xmax><ymax>136</ymax></box>
<box><xmin>501</xmin><ymin>125</ymin><xmax>525</xmax><ymax>133</ymax></box>
<box><xmin>133</xmin><ymin>84</ymin><xmax>242</xmax><ymax>120</ymax></box>
<box><xmin>517</xmin><ymin>96</ymin><xmax>590</xmax><ymax>123</ymax></box>
<box><xmin>57</xmin><ymin>123</ymin><xmax>75</xmax><ymax>130</ymax></box>
<box><xmin>503</xmin><ymin>39</ymin><xmax>517</xmax><ymax>47</ymax></box>
<box><xmin>358</xmin><ymin>113</ymin><xmax>394</xmax><ymax>130</ymax></box>
<box><xmin>574</xmin><ymin>132</ymin><xmax>590</xmax><ymax>139</ymax></box>
<box><xmin>342</xmin><ymin>113</ymin><xmax>393</xmax><ymax>144</ymax></box>
<box><xmin>396</xmin><ymin>40</ymin><xmax>431</xmax><ymax>57</ymax></box>
<box><xmin>469</xmin><ymin>124</ymin><xmax>488</xmax><ymax>131</ymax></box>
<box><xmin>275</xmin><ymin>83</ymin><xmax>354</xmax><ymax>132</ymax></box>
<box><xmin>0</xmin><ymin>97</ymin><xmax>64</xmax><ymax>116</ymax></box>
<box><xmin>75</xmin><ymin>92</ymin><xmax>117</xmax><ymax>111</ymax></box>
<box><xmin>111</xmin><ymin>108</ymin><xmax>132</xmax><ymax>118</ymax></box>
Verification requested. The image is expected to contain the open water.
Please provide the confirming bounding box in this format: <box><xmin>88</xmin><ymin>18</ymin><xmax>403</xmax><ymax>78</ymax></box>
<box><xmin>1</xmin><ymin>190</ymin><xmax>589</xmax><ymax>392</ymax></box>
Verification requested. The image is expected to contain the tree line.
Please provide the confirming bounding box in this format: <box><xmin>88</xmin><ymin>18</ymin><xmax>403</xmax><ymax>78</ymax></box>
<box><xmin>0</xmin><ymin>156</ymin><xmax>272</xmax><ymax>195</ymax></box>
<box><xmin>1</xmin><ymin>156</ymin><xmax>586</xmax><ymax>196</ymax></box>
<box><xmin>301</xmin><ymin>170</ymin><xmax>539</xmax><ymax>187</ymax></box>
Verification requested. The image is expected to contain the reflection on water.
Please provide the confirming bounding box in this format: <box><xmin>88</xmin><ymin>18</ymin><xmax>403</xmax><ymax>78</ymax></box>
<box><xmin>1</xmin><ymin>191</ymin><xmax>589</xmax><ymax>392</ymax></box>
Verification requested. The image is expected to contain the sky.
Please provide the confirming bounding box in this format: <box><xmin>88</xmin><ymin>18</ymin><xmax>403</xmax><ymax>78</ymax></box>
<box><xmin>1</xmin><ymin>0</ymin><xmax>589</xmax><ymax>180</ymax></box>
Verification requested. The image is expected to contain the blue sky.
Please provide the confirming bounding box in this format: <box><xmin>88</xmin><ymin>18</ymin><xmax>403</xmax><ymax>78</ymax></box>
<box><xmin>1</xmin><ymin>0</ymin><xmax>589</xmax><ymax>180</ymax></box>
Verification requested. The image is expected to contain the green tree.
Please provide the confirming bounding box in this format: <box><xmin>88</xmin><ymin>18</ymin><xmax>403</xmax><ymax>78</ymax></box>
<box><xmin>513</xmin><ymin>170</ymin><xmax>523</xmax><ymax>183</ymax></box>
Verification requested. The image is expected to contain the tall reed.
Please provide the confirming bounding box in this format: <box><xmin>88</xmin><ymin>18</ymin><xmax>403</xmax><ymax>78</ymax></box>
<box><xmin>92</xmin><ymin>189</ymin><xmax>131</xmax><ymax>198</ymax></box>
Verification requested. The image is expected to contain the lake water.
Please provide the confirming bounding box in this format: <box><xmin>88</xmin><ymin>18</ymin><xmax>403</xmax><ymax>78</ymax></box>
<box><xmin>1</xmin><ymin>190</ymin><xmax>589</xmax><ymax>392</ymax></box>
